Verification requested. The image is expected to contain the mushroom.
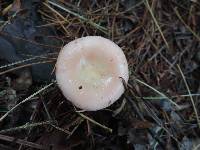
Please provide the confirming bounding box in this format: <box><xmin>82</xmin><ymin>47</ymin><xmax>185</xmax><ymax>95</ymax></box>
<box><xmin>56</xmin><ymin>36</ymin><xmax>129</xmax><ymax>111</ymax></box>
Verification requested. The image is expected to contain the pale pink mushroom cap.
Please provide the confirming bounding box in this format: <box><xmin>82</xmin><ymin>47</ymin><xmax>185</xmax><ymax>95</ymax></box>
<box><xmin>56</xmin><ymin>36</ymin><xmax>129</xmax><ymax>111</ymax></box>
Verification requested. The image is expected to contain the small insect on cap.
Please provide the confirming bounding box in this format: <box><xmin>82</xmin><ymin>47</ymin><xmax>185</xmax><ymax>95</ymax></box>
<box><xmin>56</xmin><ymin>36</ymin><xmax>129</xmax><ymax>111</ymax></box>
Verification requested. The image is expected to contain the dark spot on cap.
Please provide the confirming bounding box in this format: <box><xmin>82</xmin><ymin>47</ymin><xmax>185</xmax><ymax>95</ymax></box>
<box><xmin>108</xmin><ymin>100</ymin><xmax>112</xmax><ymax>105</ymax></box>
<box><xmin>78</xmin><ymin>85</ymin><xmax>83</xmax><ymax>89</ymax></box>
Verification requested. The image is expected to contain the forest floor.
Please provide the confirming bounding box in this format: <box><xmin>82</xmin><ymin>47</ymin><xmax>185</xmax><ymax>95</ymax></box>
<box><xmin>0</xmin><ymin>0</ymin><xmax>200</xmax><ymax>150</ymax></box>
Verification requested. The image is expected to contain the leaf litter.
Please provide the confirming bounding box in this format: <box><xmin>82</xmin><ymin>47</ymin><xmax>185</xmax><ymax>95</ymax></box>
<box><xmin>0</xmin><ymin>0</ymin><xmax>200</xmax><ymax>149</ymax></box>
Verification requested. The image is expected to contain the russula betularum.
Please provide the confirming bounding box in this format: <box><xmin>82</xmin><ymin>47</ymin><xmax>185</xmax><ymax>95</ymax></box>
<box><xmin>56</xmin><ymin>36</ymin><xmax>129</xmax><ymax>111</ymax></box>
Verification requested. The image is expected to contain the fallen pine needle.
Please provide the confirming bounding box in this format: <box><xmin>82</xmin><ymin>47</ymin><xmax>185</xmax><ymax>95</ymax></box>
<box><xmin>177</xmin><ymin>65</ymin><xmax>200</xmax><ymax>128</ymax></box>
<box><xmin>77</xmin><ymin>112</ymin><xmax>112</xmax><ymax>133</ymax></box>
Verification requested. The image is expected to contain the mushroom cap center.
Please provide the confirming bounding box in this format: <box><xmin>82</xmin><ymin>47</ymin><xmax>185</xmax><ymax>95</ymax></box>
<box><xmin>75</xmin><ymin>49</ymin><xmax>118</xmax><ymax>89</ymax></box>
<box><xmin>78</xmin><ymin>57</ymin><xmax>107</xmax><ymax>87</ymax></box>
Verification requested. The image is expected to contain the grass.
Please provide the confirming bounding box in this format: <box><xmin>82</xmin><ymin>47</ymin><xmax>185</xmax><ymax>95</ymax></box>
<box><xmin>135</xmin><ymin>78</ymin><xmax>180</xmax><ymax>109</ymax></box>
<box><xmin>144</xmin><ymin>0</ymin><xmax>170</xmax><ymax>49</ymax></box>
<box><xmin>0</xmin><ymin>81</ymin><xmax>55</xmax><ymax>122</ymax></box>
<box><xmin>174</xmin><ymin>7</ymin><xmax>200</xmax><ymax>42</ymax></box>
<box><xmin>0</xmin><ymin>121</ymin><xmax>53</xmax><ymax>134</ymax></box>
<box><xmin>177</xmin><ymin>65</ymin><xmax>200</xmax><ymax>128</ymax></box>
